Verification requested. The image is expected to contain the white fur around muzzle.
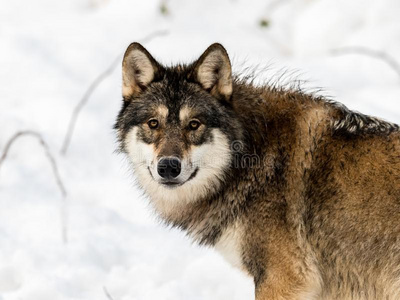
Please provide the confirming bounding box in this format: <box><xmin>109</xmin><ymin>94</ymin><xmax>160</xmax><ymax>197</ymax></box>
<box><xmin>125</xmin><ymin>127</ymin><xmax>232</xmax><ymax>215</ymax></box>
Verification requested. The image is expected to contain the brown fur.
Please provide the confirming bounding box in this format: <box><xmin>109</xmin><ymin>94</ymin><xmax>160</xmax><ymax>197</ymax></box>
<box><xmin>117</xmin><ymin>43</ymin><xmax>400</xmax><ymax>299</ymax></box>
<box><xmin>227</xmin><ymin>82</ymin><xmax>400</xmax><ymax>299</ymax></box>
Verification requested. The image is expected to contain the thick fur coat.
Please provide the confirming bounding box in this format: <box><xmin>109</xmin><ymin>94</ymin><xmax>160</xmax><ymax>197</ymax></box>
<box><xmin>115</xmin><ymin>43</ymin><xmax>400</xmax><ymax>300</ymax></box>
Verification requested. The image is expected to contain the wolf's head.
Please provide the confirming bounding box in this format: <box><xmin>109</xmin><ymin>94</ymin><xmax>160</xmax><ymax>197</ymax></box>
<box><xmin>115</xmin><ymin>43</ymin><xmax>243</xmax><ymax>212</ymax></box>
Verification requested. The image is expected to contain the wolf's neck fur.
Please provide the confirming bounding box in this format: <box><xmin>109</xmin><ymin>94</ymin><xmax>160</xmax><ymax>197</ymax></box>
<box><xmin>155</xmin><ymin>79</ymin><xmax>398</xmax><ymax>250</ymax></box>
<box><xmin>157</xmin><ymin>82</ymin><xmax>332</xmax><ymax>246</ymax></box>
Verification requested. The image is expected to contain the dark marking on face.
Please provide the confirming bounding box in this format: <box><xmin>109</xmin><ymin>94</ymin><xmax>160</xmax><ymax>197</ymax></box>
<box><xmin>115</xmin><ymin>63</ymin><xmax>243</xmax><ymax>159</ymax></box>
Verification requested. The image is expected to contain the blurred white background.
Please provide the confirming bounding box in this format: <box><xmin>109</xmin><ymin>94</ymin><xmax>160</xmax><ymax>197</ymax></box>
<box><xmin>0</xmin><ymin>0</ymin><xmax>400</xmax><ymax>299</ymax></box>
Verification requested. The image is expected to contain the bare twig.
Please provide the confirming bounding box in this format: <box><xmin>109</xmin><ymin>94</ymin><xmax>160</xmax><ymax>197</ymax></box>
<box><xmin>0</xmin><ymin>131</ymin><xmax>67</xmax><ymax>196</ymax></box>
<box><xmin>331</xmin><ymin>47</ymin><xmax>400</xmax><ymax>81</ymax></box>
<box><xmin>0</xmin><ymin>130</ymin><xmax>68</xmax><ymax>244</ymax></box>
<box><xmin>60</xmin><ymin>29</ymin><xmax>169</xmax><ymax>155</ymax></box>
<box><xmin>103</xmin><ymin>286</ymin><xmax>116</xmax><ymax>300</ymax></box>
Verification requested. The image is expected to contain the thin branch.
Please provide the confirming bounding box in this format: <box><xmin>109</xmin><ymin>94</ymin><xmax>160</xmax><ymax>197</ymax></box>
<box><xmin>60</xmin><ymin>29</ymin><xmax>169</xmax><ymax>155</ymax></box>
<box><xmin>0</xmin><ymin>130</ymin><xmax>68</xmax><ymax>244</ymax></box>
<box><xmin>331</xmin><ymin>47</ymin><xmax>400</xmax><ymax>81</ymax></box>
<box><xmin>60</xmin><ymin>52</ymin><xmax>121</xmax><ymax>155</ymax></box>
<box><xmin>0</xmin><ymin>131</ymin><xmax>67</xmax><ymax>197</ymax></box>
<box><xmin>103</xmin><ymin>286</ymin><xmax>116</xmax><ymax>300</ymax></box>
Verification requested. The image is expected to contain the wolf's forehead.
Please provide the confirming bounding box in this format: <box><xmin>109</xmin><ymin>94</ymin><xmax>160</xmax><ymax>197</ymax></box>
<box><xmin>179</xmin><ymin>106</ymin><xmax>194</xmax><ymax>121</ymax></box>
<box><xmin>154</xmin><ymin>104</ymin><xmax>196</xmax><ymax>121</ymax></box>
<box><xmin>150</xmin><ymin>81</ymin><xmax>206</xmax><ymax>121</ymax></box>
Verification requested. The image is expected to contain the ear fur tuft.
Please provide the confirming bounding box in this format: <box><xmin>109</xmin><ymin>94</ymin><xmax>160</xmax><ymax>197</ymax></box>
<box><xmin>122</xmin><ymin>42</ymin><xmax>161</xmax><ymax>98</ymax></box>
<box><xmin>192</xmin><ymin>43</ymin><xmax>233</xmax><ymax>101</ymax></box>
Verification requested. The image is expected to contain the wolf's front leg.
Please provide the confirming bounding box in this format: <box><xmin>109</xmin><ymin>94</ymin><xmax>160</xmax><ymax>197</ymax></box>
<box><xmin>256</xmin><ymin>280</ymin><xmax>317</xmax><ymax>300</ymax></box>
<box><xmin>254</xmin><ymin>264</ymin><xmax>320</xmax><ymax>300</ymax></box>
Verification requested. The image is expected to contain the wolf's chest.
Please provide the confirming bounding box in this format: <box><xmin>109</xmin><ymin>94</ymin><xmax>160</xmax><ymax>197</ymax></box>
<box><xmin>214</xmin><ymin>221</ymin><xmax>245</xmax><ymax>271</ymax></box>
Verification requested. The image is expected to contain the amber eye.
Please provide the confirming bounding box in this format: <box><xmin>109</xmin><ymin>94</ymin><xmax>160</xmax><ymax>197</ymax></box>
<box><xmin>147</xmin><ymin>119</ymin><xmax>159</xmax><ymax>129</ymax></box>
<box><xmin>189</xmin><ymin>120</ymin><xmax>201</xmax><ymax>130</ymax></box>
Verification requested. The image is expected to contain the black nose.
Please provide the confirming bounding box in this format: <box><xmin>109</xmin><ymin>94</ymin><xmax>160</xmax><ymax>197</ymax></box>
<box><xmin>157</xmin><ymin>158</ymin><xmax>181</xmax><ymax>179</ymax></box>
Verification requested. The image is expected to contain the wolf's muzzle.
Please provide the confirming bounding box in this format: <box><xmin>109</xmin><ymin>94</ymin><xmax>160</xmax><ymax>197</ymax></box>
<box><xmin>157</xmin><ymin>157</ymin><xmax>182</xmax><ymax>180</ymax></box>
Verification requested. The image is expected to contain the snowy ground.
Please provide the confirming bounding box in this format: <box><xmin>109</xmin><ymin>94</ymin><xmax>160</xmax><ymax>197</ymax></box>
<box><xmin>1</xmin><ymin>0</ymin><xmax>400</xmax><ymax>299</ymax></box>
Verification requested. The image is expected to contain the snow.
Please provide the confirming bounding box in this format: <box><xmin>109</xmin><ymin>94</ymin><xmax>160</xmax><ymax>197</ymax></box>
<box><xmin>0</xmin><ymin>0</ymin><xmax>399</xmax><ymax>299</ymax></box>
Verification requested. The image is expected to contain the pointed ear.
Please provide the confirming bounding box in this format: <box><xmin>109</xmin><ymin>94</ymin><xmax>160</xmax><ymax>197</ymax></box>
<box><xmin>122</xmin><ymin>42</ymin><xmax>161</xmax><ymax>99</ymax></box>
<box><xmin>191</xmin><ymin>43</ymin><xmax>233</xmax><ymax>101</ymax></box>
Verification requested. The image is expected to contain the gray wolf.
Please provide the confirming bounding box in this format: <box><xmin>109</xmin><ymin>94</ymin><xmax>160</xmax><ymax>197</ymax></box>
<box><xmin>115</xmin><ymin>42</ymin><xmax>400</xmax><ymax>299</ymax></box>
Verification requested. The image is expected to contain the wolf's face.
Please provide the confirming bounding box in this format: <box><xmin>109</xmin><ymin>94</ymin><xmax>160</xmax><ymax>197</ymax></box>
<box><xmin>115</xmin><ymin>43</ymin><xmax>243</xmax><ymax>211</ymax></box>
